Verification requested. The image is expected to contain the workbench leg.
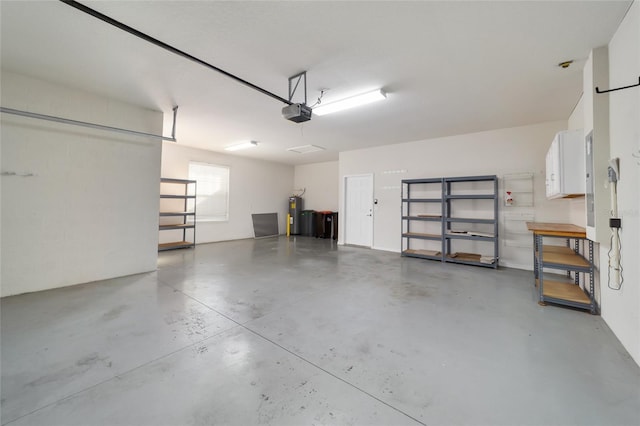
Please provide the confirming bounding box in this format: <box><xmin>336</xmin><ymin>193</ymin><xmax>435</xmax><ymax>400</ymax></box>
<box><xmin>537</xmin><ymin>235</ymin><xmax>545</xmax><ymax>304</ymax></box>
<box><xmin>566</xmin><ymin>238</ymin><xmax>572</xmax><ymax>279</ymax></box>
<box><xmin>589</xmin><ymin>240</ymin><xmax>596</xmax><ymax>314</ymax></box>
<box><xmin>533</xmin><ymin>233</ymin><xmax>539</xmax><ymax>280</ymax></box>
<box><xmin>574</xmin><ymin>239</ymin><xmax>580</xmax><ymax>285</ymax></box>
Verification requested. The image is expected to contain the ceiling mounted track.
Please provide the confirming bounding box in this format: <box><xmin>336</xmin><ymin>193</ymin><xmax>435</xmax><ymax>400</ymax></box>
<box><xmin>0</xmin><ymin>106</ymin><xmax>179</xmax><ymax>142</ymax></box>
<box><xmin>59</xmin><ymin>0</ymin><xmax>292</xmax><ymax>106</ymax></box>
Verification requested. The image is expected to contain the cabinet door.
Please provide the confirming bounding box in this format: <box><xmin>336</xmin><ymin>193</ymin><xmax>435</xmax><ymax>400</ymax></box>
<box><xmin>546</xmin><ymin>137</ymin><xmax>561</xmax><ymax>197</ymax></box>
<box><xmin>545</xmin><ymin>148</ymin><xmax>552</xmax><ymax>197</ymax></box>
<box><xmin>560</xmin><ymin>131</ymin><xmax>585</xmax><ymax>195</ymax></box>
<box><xmin>545</xmin><ymin>130</ymin><xmax>585</xmax><ymax>199</ymax></box>
<box><xmin>545</xmin><ymin>141</ymin><xmax>556</xmax><ymax>197</ymax></box>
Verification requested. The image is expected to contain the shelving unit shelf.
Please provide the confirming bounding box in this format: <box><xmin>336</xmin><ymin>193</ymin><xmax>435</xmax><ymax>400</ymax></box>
<box><xmin>158</xmin><ymin>178</ymin><xmax>197</xmax><ymax>251</ymax></box>
<box><xmin>401</xmin><ymin>175</ymin><xmax>498</xmax><ymax>268</ymax></box>
<box><xmin>527</xmin><ymin>222</ymin><xmax>596</xmax><ymax>314</ymax></box>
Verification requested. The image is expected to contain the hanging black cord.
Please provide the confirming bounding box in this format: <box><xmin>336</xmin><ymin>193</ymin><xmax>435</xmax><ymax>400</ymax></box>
<box><xmin>59</xmin><ymin>0</ymin><xmax>292</xmax><ymax>106</ymax></box>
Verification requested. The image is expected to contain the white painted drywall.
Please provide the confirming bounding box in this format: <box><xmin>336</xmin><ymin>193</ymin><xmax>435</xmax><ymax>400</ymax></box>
<box><xmin>584</xmin><ymin>47</ymin><xmax>612</xmax><ymax>243</ymax></box>
<box><xmin>294</xmin><ymin>161</ymin><xmax>339</xmax><ymax>211</ymax></box>
<box><xmin>339</xmin><ymin>121</ymin><xmax>572</xmax><ymax>269</ymax></box>
<box><xmin>567</xmin><ymin>95</ymin><xmax>587</xmax><ymax>227</ymax></box>
<box><xmin>568</xmin><ymin>93</ymin><xmax>600</xmax><ymax>309</ymax></box>
<box><xmin>568</xmin><ymin>94</ymin><xmax>585</xmax><ymax>131</ymax></box>
<box><xmin>1</xmin><ymin>72</ymin><xmax>162</xmax><ymax>297</ymax></box>
<box><xmin>600</xmin><ymin>0</ymin><xmax>640</xmax><ymax>365</ymax></box>
<box><xmin>160</xmin><ymin>142</ymin><xmax>294</xmax><ymax>243</ymax></box>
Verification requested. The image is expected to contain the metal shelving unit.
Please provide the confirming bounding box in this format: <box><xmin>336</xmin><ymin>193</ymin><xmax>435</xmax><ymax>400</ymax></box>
<box><xmin>401</xmin><ymin>178</ymin><xmax>444</xmax><ymax>261</ymax></box>
<box><xmin>158</xmin><ymin>178</ymin><xmax>197</xmax><ymax>251</ymax></box>
<box><xmin>401</xmin><ymin>175</ymin><xmax>499</xmax><ymax>268</ymax></box>
<box><xmin>444</xmin><ymin>175</ymin><xmax>499</xmax><ymax>268</ymax></box>
<box><xmin>527</xmin><ymin>222</ymin><xmax>596</xmax><ymax>314</ymax></box>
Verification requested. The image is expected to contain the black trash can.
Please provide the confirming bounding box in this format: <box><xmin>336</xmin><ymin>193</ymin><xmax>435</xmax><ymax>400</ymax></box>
<box><xmin>314</xmin><ymin>211</ymin><xmax>338</xmax><ymax>240</ymax></box>
<box><xmin>300</xmin><ymin>210</ymin><xmax>315</xmax><ymax>236</ymax></box>
<box><xmin>329</xmin><ymin>212</ymin><xmax>338</xmax><ymax>240</ymax></box>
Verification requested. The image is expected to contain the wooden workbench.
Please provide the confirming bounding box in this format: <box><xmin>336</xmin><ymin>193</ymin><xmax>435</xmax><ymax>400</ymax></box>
<box><xmin>526</xmin><ymin>222</ymin><xmax>586</xmax><ymax>238</ymax></box>
<box><xmin>526</xmin><ymin>222</ymin><xmax>596</xmax><ymax>314</ymax></box>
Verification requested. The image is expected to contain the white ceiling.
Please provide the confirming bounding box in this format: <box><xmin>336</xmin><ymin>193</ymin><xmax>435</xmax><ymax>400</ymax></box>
<box><xmin>0</xmin><ymin>1</ymin><xmax>632</xmax><ymax>165</ymax></box>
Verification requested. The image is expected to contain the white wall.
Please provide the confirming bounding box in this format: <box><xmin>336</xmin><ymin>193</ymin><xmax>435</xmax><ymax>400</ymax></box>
<box><xmin>339</xmin><ymin>121</ymin><xmax>576</xmax><ymax>269</ymax></box>
<box><xmin>600</xmin><ymin>0</ymin><xmax>640</xmax><ymax>365</ymax></box>
<box><xmin>161</xmin><ymin>142</ymin><xmax>294</xmax><ymax>243</ymax></box>
<box><xmin>584</xmin><ymin>47</ymin><xmax>612</xmax><ymax>243</ymax></box>
<box><xmin>567</xmin><ymin>95</ymin><xmax>587</xmax><ymax>227</ymax></box>
<box><xmin>1</xmin><ymin>72</ymin><xmax>162</xmax><ymax>297</ymax></box>
<box><xmin>294</xmin><ymin>161</ymin><xmax>339</xmax><ymax>211</ymax></box>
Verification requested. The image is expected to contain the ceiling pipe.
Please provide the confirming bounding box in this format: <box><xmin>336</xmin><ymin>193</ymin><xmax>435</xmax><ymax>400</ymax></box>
<box><xmin>59</xmin><ymin>0</ymin><xmax>293</xmax><ymax>106</ymax></box>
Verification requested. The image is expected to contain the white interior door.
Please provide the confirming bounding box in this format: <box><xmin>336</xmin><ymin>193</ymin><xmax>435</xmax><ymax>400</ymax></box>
<box><xmin>344</xmin><ymin>174</ymin><xmax>374</xmax><ymax>247</ymax></box>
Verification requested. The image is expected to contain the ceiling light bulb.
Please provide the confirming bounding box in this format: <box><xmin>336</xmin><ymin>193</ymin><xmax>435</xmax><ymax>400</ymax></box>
<box><xmin>225</xmin><ymin>141</ymin><xmax>258</xmax><ymax>151</ymax></box>
<box><xmin>313</xmin><ymin>89</ymin><xmax>386</xmax><ymax>116</ymax></box>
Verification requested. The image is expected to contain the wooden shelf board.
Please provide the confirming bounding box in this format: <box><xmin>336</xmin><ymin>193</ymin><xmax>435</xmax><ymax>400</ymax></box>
<box><xmin>160</xmin><ymin>211</ymin><xmax>195</xmax><ymax>216</ymax></box>
<box><xmin>404</xmin><ymin>232</ymin><xmax>440</xmax><ymax>238</ymax></box>
<box><xmin>540</xmin><ymin>245</ymin><xmax>576</xmax><ymax>255</ymax></box>
<box><xmin>447</xmin><ymin>252</ymin><xmax>481</xmax><ymax>262</ymax></box>
<box><xmin>445</xmin><ymin>175</ymin><xmax>497</xmax><ymax>183</ymax></box>
<box><xmin>403</xmin><ymin>249</ymin><xmax>441</xmax><ymax>257</ymax></box>
<box><xmin>536</xmin><ymin>279</ymin><xmax>591</xmax><ymax>305</ymax></box>
<box><xmin>158</xmin><ymin>241</ymin><xmax>194</xmax><ymax>250</ymax></box>
<box><xmin>161</xmin><ymin>178</ymin><xmax>196</xmax><ymax>184</ymax></box>
<box><xmin>446</xmin><ymin>252</ymin><xmax>496</xmax><ymax>265</ymax></box>
<box><xmin>447</xmin><ymin>218</ymin><xmax>495</xmax><ymax>224</ymax></box>
<box><xmin>526</xmin><ymin>222</ymin><xmax>586</xmax><ymax>238</ymax></box>
<box><xmin>541</xmin><ymin>251</ymin><xmax>590</xmax><ymax>268</ymax></box>
<box><xmin>445</xmin><ymin>257</ymin><xmax>497</xmax><ymax>268</ymax></box>
<box><xmin>159</xmin><ymin>224</ymin><xmax>194</xmax><ymax>230</ymax></box>
<box><xmin>160</xmin><ymin>194</ymin><xmax>196</xmax><ymax>199</ymax></box>
<box><xmin>446</xmin><ymin>232</ymin><xmax>495</xmax><ymax>240</ymax></box>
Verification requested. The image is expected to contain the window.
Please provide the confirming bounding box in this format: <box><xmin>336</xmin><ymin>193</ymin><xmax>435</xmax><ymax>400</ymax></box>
<box><xmin>188</xmin><ymin>162</ymin><xmax>229</xmax><ymax>222</ymax></box>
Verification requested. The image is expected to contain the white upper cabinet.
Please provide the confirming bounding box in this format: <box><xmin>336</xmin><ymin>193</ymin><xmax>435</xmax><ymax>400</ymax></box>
<box><xmin>545</xmin><ymin>130</ymin><xmax>585</xmax><ymax>199</ymax></box>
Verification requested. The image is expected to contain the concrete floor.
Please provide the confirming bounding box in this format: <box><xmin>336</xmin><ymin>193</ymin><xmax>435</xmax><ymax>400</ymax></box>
<box><xmin>1</xmin><ymin>237</ymin><xmax>639</xmax><ymax>426</ymax></box>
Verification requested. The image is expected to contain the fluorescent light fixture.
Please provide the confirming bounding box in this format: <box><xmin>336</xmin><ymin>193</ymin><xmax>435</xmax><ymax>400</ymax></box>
<box><xmin>225</xmin><ymin>140</ymin><xmax>258</xmax><ymax>151</ymax></box>
<box><xmin>313</xmin><ymin>89</ymin><xmax>386</xmax><ymax>116</ymax></box>
<box><xmin>286</xmin><ymin>144</ymin><xmax>326</xmax><ymax>154</ymax></box>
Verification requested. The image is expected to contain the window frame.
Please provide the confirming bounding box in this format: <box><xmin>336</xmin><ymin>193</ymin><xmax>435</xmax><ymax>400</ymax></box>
<box><xmin>187</xmin><ymin>161</ymin><xmax>230</xmax><ymax>223</ymax></box>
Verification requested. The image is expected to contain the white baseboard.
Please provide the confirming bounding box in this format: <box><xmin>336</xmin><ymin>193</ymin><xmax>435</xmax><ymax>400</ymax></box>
<box><xmin>372</xmin><ymin>246</ymin><xmax>401</xmax><ymax>253</ymax></box>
